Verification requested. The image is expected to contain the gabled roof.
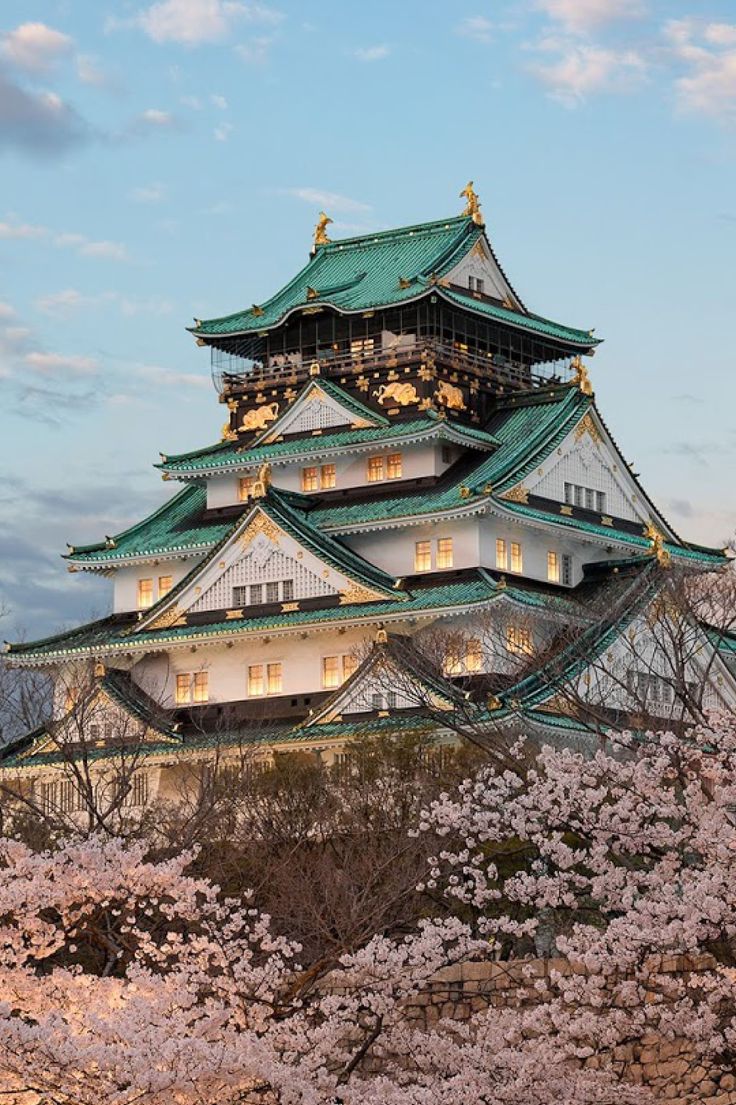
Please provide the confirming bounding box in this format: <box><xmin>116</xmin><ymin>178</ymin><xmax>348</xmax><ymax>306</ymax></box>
<box><xmin>189</xmin><ymin>215</ymin><xmax>597</xmax><ymax>350</ymax></box>
<box><xmin>158</xmin><ymin>412</ymin><xmax>499</xmax><ymax>478</ymax></box>
<box><xmin>255</xmin><ymin>377</ymin><xmax>387</xmax><ymax>440</ymax></box>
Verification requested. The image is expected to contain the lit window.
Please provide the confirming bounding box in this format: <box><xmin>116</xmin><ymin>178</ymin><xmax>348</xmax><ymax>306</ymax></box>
<box><xmin>495</xmin><ymin>539</ymin><xmax>508</xmax><ymax>571</ymax></box>
<box><xmin>248</xmin><ymin>665</ymin><xmax>264</xmax><ymax>697</ymax></box>
<box><xmin>510</xmin><ymin>542</ymin><xmax>523</xmax><ymax>574</ymax></box>
<box><xmin>137</xmin><ymin>578</ymin><xmax>154</xmax><ymax>609</ymax></box>
<box><xmin>547</xmin><ymin>551</ymin><xmax>560</xmax><ymax>584</ymax></box>
<box><xmin>322</xmin><ymin>656</ymin><xmax>341</xmax><ymax>689</ymax></box>
<box><xmin>367</xmin><ymin>456</ymin><xmax>384</xmax><ymax>482</ymax></box>
<box><xmin>386</xmin><ymin>453</ymin><xmax>403</xmax><ymax>480</ymax></box>
<box><xmin>465</xmin><ymin>638</ymin><xmax>483</xmax><ymax>673</ymax></box>
<box><xmin>193</xmin><ymin>672</ymin><xmax>209</xmax><ymax>704</ymax></box>
<box><xmin>437</xmin><ymin>538</ymin><xmax>454</xmax><ymax>569</ymax></box>
<box><xmin>321</xmin><ymin>464</ymin><xmax>336</xmax><ymax>489</ymax></box>
<box><xmin>301</xmin><ymin>466</ymin><xmax>319</xmax><ymax>492</ymax></box>
<box><xmin>414</xmin><ymin>541</ymin><xmax>432</xmax><ymax>572</ymax></box>
<box><xmin>342</xmin><ymin>654</ymin><xmax>358</xmax><ymax>681</ymax></box>
<box><xmin>63</xmin><ymin>687</ymin><xmax>78</xmax><ymax>713</ymax></box>
<box><xmin>266</xmin><ymin>662</ymin><xmax>282</xmax><ymax>695</ymax></box>
<box><xmin>158</xmin><ymin>575</ymin><xmax>173</xmax><ymax>598</ymax></box>
<box><xmin>506</xmin><ymin>626</ymin><xmax>533</xmax><ymax>656</ymax></box>
<box><xmin>239</xmin><ymin>476</ymin><xmax>254</xmax><ymax>502</ymax></box>
<box><xmin>175</xmin><ymin>673</ymin><xmax>191</xmax><ymax>705</ymax></box>
<box><xmin>351</xmin><ymin>337</ymin><xmax>375</xmax><ymax>359</ymax></box>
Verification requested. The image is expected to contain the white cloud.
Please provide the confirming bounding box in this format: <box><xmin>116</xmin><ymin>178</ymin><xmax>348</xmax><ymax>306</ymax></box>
<box><xmin>24</xmin><ymin>351</ymin><xmax>99</xmax><ymax>375</ymax></box>
<box><xmin>234</xmin><ymin>36</ymin><xmax>274</xmax><ymax>63</ymax></box>
<box><xmin>35</xmin><ymin>289</ymin><xmax>90</xmax><ymax>313</ymax></box>
<box><xmin>0</xmin><ymin>219</ymin><xmax>129</xmax><ymax>261</ymax></box>
<box><xmin>211</xmin><ymin>93</ymin><xmax>228</xmax><ymax>108</ymax></box>
<box><xmin>130</xmin><ymin>182</ymin><xmax>167</xmax><ymax>203</ymax></box>
<box><xmin>36</xmin><ymin>288</ymin><xmax>172</xmax><ymax>316</ymax></box>
<box><xmin>283</xmin><ymin>187</ymin><xmax>372</xmax><ymax>213</ymax></box>
<box><xmin>535</xmin><ymin>0</ymin><xmax>644</xmax><ymax>35</ymax></box>
<box><xmin>180</xmin><ymin>93</ymin><xmax>203</xmax><ymax>109</ymax></box>
<box><xmin>76</xmin><ymin>54</ymin><xmax>110</xmax><ymax>87</ymax></box>
<box><xmin>353</xmin><ymin>44</ymin><xmax>390</xmax><ymax>62</ymax></box>
<box><xmin>665</xmin><ymin>20</ymin><xmax>736</xmax><ymax>120</ymax></box>
<box><xmin>134</xmin><ymin>1</ymin><xmax>283</xmax><ymax>46</ymax></box>
<box><xmin>214</xmin><ymin>121</ymin><xmax>233</xmax><ymax>141</ymax></box>
<box><xmin>1</xmin><ymin>22</ymin><xmax>73</xmax><ymax>73</ymax></box>
<box><xmin>136</xmin><ymin>363</ymin><xmax>208</xmax><ymax>388</ymax></box>
<box><xmin>0</xmin><ymin>302</ymin><xmax>16</xmax><ymax>319</ymax></box>
<box><xmin>139</xmin><ymin>107</ymin><xmax>176</xmax><ymax>126</ymax></box>
<box><xmin>455</xmin><ymin>16</ymin><xmax>494</xmax><ymax>44</ymax></box>
<box><xmin>530</xmin><ymin>39</ymin><xmax>647</xmax><ymax>105</ymax></box>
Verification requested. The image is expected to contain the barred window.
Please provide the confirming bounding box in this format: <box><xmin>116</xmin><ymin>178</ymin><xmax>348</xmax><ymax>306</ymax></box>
<box><xmin>301</xmin><ymin>466</ymin><xmax>319</xmax><ymax>492</ymax></box>
<box><xmin>158</xmin><ymin>575</ymin><xmax>173</xmax><ymax>597</ymax></box>
<box><xmin>506</xmin><ymin>625</ymin><xmax>533</xmax><ymax>656</ymax></box>
<box><xmin>193</xmin><ymin>672</ymin><xmax>209</xmax><ymax>704</ymax></box>
<box><xmin>437</xmin><ymin>538</ymin><xmax>454</xmax><ymax>569</ymax></box>
<box><xmin>367</xmin><ymin>456</ymin><xmax>384</xmax><ymax>482</ymax></box>
<box><xmin>386</xmin><ymin>453</ymin><xmax>403</xmax><ymax>479</ymax></box>
<box><xmin>321</xmin><ymin>463</ymin><xmax>336</xmax><ymax>489</ymax></box>
<box><xmin>414</xmin><ymin>541</ymin><xmax>432</xmax><ymax>572</ymax></box>
<box><xmin>137</xmin><ymin>578</ymin><xmax>153</xmax><ymax>609</ymax></box>
<box><xmin>510</xmin><ymin>542</ymin><xmax>523</xmax><ymax>574</ymax></box>
<box><xmin>547</xmin><ymin>551</ymin><xmax>560</xmax><ymax>583</ymax></box>
<box><xmin>175</xmin><ymin>673</ymin><xmax>191</xmax><ymax>705</ymax></box>
<box><xmin>495</xmin><ymin>538</ymin><xmax>508</xmax><ymax>571</ymax></box>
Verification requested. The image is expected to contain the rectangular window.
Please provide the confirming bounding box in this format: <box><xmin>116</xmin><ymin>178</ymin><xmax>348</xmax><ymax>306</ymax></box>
<box><xmin>301</xmin><ymin>466</ymin><xmax>319</xmax><ymax>492</ymax></box>
<box><xmin>89</xmin><ymin>723</ymin><xmax>100</xmax><ymax>740</ymax></box>
<box><xmin>371</xmin><ymin>692</ymin><xmax>384</xmax><ymax>709</ymax></box>
<box><xmin>123</xmin><ymin>773</ymin><xmax>149</xmax><ymax>808</ymax></box>
<box><xmin>562</xmin><ymin>554</ymin><xmax>572</xmax><ymax>586</ymax></box>
<box><xmin>351</xmin><ymin>337</ymin><xmax>375</xmax><ymax>359</ymax></box>
<box><xmin>510</xmin><ymin>542</ymin><xmax>523</xmax><ymax>574</ymax></box>
<box><xmin>58</xmin><ymin>779</ymin><xmax>77</xmax><ymax>813</ymax></box>
<box><xmin>248</xmin><ymin>665</ymin><xmax>264</xmax><ymax>697</ymax></box>
<box><xmin>137</xmin><ymin>578</ymin><xmax>154</xmax><ymax>609</ymax></box>
<box><xmin>495</xmin><ymin>538</ymin><xmax>508</xmax><ymax>571</ymax></box>
<box><xmin>282</xmin><ymin>579</ymin><xmax>294</xmax><ymax>601</ymax></box>
<box><xmin>322</xmin><ymin>655</ymin><xmax>341</xmax><ymax>689</ymax></box>
<box><xmin>367</xmin><ymin>455</ymin><xmax>384</xmax><ymax>482</ymax></box>
<box><xmin>175</xmin><ymin>673</ymin><xmax>191</xmax><ymax>705</ymax></box>
<box><xmin>506</xmin><ymin>626</ymin><xmax>533</xmax><ymax>656</ymax></box>
<box><xmin>437</xmin><ymin>537</ymin><xmax>454</xmax><ymax>569</ymax></box>
<box><xmin>158</xmin><ymin>575</ymin><xmax>173</xmax><ymax>598</ymax></box>
<box><xmin>547</xmin><ymin>551</ymin><xmax>560</xmax><ymax>583</ymax></box>
<box><xmin>414</xmin><ymin>540</ymin><xmax>432</xmax><ymax>572</ymax></box>
<box><xmin>250</xmin><ymin>584</ymin><xmax>263</xmax><ymax>605</ymax></box>
<box><xmin>193</xmin><ymin>672</ymin><xmax>209</xmax><ymax>704</ymax></box>
<box><xmin>574</xmin><ymin>485</ymin><xmax>584</xmax><ymax>508</ymax></box>
<box><xmin>266</xmin><ymin>662</ymin><xmax>282</xmax><ymax>695</ymax></box>
<box><xmin>238</xmin><ymin>476</ymin><xmax>254</xmax><ymax>502</ymax></box>
<box><xmin>565</xmin><ymin>483</ymin><xmax>606</xmax><ymax>514</ymax></box>
<box><xmin>342</xmin><ymin>654</ymin><xmax>358</xmax><ymax>681</ymax></box>
<box><xmin>465</xmin><ymin>638</ymin><xmax>483</xmax><ymax>673</ymax></box>
<box><xmin>595</xmin><ymin>490</ymin><xmax>606</xmax><ymax>513</ymax></box>
<box><xmin>386</xmin><ymin>453</ymin><xmax>403</xmax><ymax>480</ymax></box>
<box><xmin>585</xmin><ymin>487</ymin><xmax>595</xmax><ymax>511</ymax></box>
<box><xmin>321</xmin><ymin>463</ymin><xmax>336</xmax><ymax>489</ymax></box>
<box><xmin>266</xmin><ymin>582</ymin><xmax>279</xmax><ymax>603</ymax></box>
<box><xmin>232</xmin><ymin>585</ymin><xmax>248</xmax><ymax>607</ymax></box>
<box><xmin>564</xmin><ymin>482</ymin><xmax>574</xmax><ymax>505</ymax></box>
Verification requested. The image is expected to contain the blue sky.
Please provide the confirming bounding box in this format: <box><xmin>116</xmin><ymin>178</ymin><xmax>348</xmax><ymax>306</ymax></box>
<box><xmin>1</xmin><ymin>0</ymin><xmax>735</xmax><ymax>637</ymax></box>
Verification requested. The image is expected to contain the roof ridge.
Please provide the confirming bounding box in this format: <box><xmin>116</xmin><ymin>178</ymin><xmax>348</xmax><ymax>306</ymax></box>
<box><xmin>319</xmin><ymin>214</ymin><xmax>471</xmax><ymax>251</ymax></box>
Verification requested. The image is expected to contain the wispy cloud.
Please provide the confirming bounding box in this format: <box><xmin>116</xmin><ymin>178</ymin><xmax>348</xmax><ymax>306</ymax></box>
<box><xmin>0</xmin><ymin>219</ymin><xmax>130</xmax><ymax>261</ymax></box>
<box><xmin>130</xmin><ymin>182</ymin><xmax>167</xmax><ymax>203</ymax></box>
<box><xmin>1</xmin><ymin>22</ymin><xmax>73</xmax><ymax>73</ymax></box>
<box><xmin>535</xmin><ymin>0</ymin><xmax>645</xmax><ymax>35</ymax></box>
<box><xmin>130</xmin><ymin>0</ymin><xmax>284</xmax><ymax>46</ymax></box>
<box><xmin>234</xmin><ymin>37</ymin><xmax>275</xmax><ymax>63</ymax></box>
<box><xmin>24</xmin><ymin>351</ymin><xmax>99</xmax><ymax>375</ymax></box>
<box><xmin>35</xmin><ymin>288</ymin><xmax>174</xmax><ymax>317</ymax></box>
<box><xmin>135</xmin><ymin>362</ymin><xmax>208</xmax><ymax>388</ymax></box>
<box><xmin>529</xmin><ymin>38</ymin><xmax>647</xmax><ymax>105</ymax></box>
<box><xmin>665</xmin><ymin>19</ymin><xmax>736</xmax><ymax>121</ymax></box>
<box><xmin>75</xmin><ymin>54</ymin><xmax>111</xmax><ymax>87</ymax></box>
<box><xmin>353</xmin><ymin>44</ymin><xmax>390</xmax><ymax>62</ymax></box>
<box><xmin>214</xmin><ymin>121</ymin><xmax>233</xmax><ymax>141</ymax></box>
<box><xmin>282</xmin><ymin>187</ymin><xmax>372</xmax><ymax>213</ymax></box>
<box><xmin>0</xmin><ymin>65</ymin><xmax>90</xmax><ymax>159</ymax></box>
<box><xmin>455</xmin><ymin>16</ymin><xmax>494</xmax><ymax>44</ymax></box>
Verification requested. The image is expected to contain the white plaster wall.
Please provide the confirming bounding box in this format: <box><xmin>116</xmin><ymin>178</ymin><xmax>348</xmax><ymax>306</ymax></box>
<box><xmin>205</xmin><ymin>443</ymin><xmax>453</xmax><ymax>509</ymax></box>
<box><xmin>113</xmin><ymin>558</ymin><xmax>203</xmax><ymax>614</ymax></box>
<box><xmin>478</xmin><ymin>515</ymin><xmax>626</xmax><ymax>587</ymax></box>
<box><xmin>345</xmin><ymin>517</ymin><xmax>480</xmax><ymax>577</ymax></box>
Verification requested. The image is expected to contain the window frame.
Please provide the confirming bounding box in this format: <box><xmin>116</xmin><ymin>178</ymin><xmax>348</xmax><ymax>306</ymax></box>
<box><xmin>414</xmin><ymin>540</ymin><xmax>432</xmax><ymax>572</ymax></box>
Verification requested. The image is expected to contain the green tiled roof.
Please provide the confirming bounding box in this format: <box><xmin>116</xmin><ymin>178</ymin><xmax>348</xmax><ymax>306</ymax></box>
<box><xmin>158</xmin><ymin>415</ymin><xmax>498</xmax><ymax>477</ymax></box>
<box><xmin>190</xmin><ymin>215</ymin><xmax>597</xmax><ymax>350</ymax></box>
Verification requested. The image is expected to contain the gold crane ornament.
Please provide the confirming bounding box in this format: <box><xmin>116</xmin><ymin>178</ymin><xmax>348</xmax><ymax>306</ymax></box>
<box><xmin>460</xmin><ymin>181</ymin><xmax>484</xmax><ymax>226</ymax></box>
<box><xmin>312</xmin><ymin>211</ymin><xmax>333</xmax><ymax>251</ymax></box>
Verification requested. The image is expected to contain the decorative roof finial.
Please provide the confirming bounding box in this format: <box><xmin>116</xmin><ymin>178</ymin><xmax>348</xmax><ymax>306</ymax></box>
<box><xmin>644</xmin><ymin>522</ymin><xmax>671</xmax><ymax>568</ymax></box>
<box><xmin>252</xmin><ymin>463</ymin><xmax>272</xmax><ymax>499</ymax></box>
<box><xmin>312</xmin><ymin>211</ymin><xmax>332</xmax><ymax>252</ymax></box>
<box><xmin>571</xmin><ymin>355</ymin><xmax>593</xmax><ymax>396</ymax></box>
<box><xmin>460</xmin><ymin>181</ymin><xmax>483</xmax><ymax>226</ymax></box>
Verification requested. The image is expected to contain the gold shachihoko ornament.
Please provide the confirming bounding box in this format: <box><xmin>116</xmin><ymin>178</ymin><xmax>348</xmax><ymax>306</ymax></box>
<box><xmin>460</xmin><ymin>181</ymin><xmax>484</xmax><ymax>226</ymax></box>
<box><xmin>312</xmin><ymin>211</ymin><xmax>332</xmax><ymax>251</ymax></box>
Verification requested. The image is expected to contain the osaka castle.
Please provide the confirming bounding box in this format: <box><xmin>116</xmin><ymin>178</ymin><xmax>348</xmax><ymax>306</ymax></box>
<box><xmin>4</xmin><ymin>184</ymin><xmax>736</xmax><ymax>798</ymax></box>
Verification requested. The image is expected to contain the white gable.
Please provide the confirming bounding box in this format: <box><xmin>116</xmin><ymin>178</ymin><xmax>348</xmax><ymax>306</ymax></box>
<box><xmin>523</xmin><ymin>414</ymin><xmax>653</xmax><ymax>527</ymax></box>
<box><xmin>444</xmin><ymin>238</ymin><xmax>522</xmax><ymax>308</ymax></box>
<box><xmin>262</xmin><ymin>382</ymin><xmax>377</xmax><ymax>441</ymax></box>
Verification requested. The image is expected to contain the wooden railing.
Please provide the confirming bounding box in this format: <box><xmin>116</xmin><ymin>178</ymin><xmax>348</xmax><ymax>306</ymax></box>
<box><xmin>216</xmin><ymin>338</ymin><xmax>568</xmax><ymax>395</ymax></box>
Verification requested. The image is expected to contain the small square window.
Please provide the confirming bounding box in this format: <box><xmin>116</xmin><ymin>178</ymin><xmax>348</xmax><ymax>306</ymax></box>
<box><xmin>301</xmin><ymin>466</ymin><xmax>319</xmax><ymax>492</ymax></box>
<box><xmin>414</xmin><ymin>541</ymin><xmax>432</xmax><ymax>572</ymax></box>
<box><xmin>137</xmin><ymin>578</ymin><xmax>154</xmax><ymax>609</ymax></box>
<box><xmin>386</xmin><ymin>453</ymin><xmax>402</xmax><ymax>479</ymax></box>
<box><xmin>495</xmin><ymin>538</ymin><xmax>508</xmax><ymax>571</ymax></box>
<box><xmin>193</xmin><ymin>672</ymin><xmax>209</xmax><ymax>704</ymax></box>
<box><xmin>321</xmin><ymin>463</ymin><xmax>336</xmax><ymax>489</ymax></box>
<box><xmin>238</xmin><ymin>477</ymin><xmax>254</xmax><ymax>502</ymax></box>
<box><xmin>266</xmin><ymin>663</ymin><xmax>282</xmax><ymax>695</ymax></box>
<box><xmin>175</xmin><ymin>673</ymin><xmax>191</xmax><ymax>705</ymax></box>
<box><xmin>367</xmin><ymin>456</ymin><xmax>384</xmax><ymax>482</ymax></box>
<box><xmin>232</xmin><ymin>585</ymin><xmax>248</xmax><ymax>607</ymax></box>
<box><xmin>437</xmin><ymin>537</ymin><xmax>454</xmax><ymax>569</ymax></box>
<box><xmin>562</xmin><ymin>554</ymin><xmax>573</xmax><ymax>586</ymax></box>
<box><xmin>250</xmin><ymin>584</ymin><xmax>263</xmax><ymax>605</ymax></box>
<box><xmin>248</xmin><ymin>665</ymin><xmax>264</xmax><ymax>697</ymax></box>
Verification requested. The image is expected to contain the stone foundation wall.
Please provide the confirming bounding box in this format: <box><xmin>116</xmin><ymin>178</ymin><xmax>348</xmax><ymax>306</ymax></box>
<box><xmin>402</xmin><ymin>955</ymin><xmax>734</xmax><ymax>1103</ymax></box>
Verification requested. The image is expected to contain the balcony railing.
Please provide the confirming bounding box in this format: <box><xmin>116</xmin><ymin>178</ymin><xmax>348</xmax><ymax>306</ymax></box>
<box><xmin>214</xmin><ymin>338</ymin><xmax>572</xmax><ymax>396</ymax></box>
